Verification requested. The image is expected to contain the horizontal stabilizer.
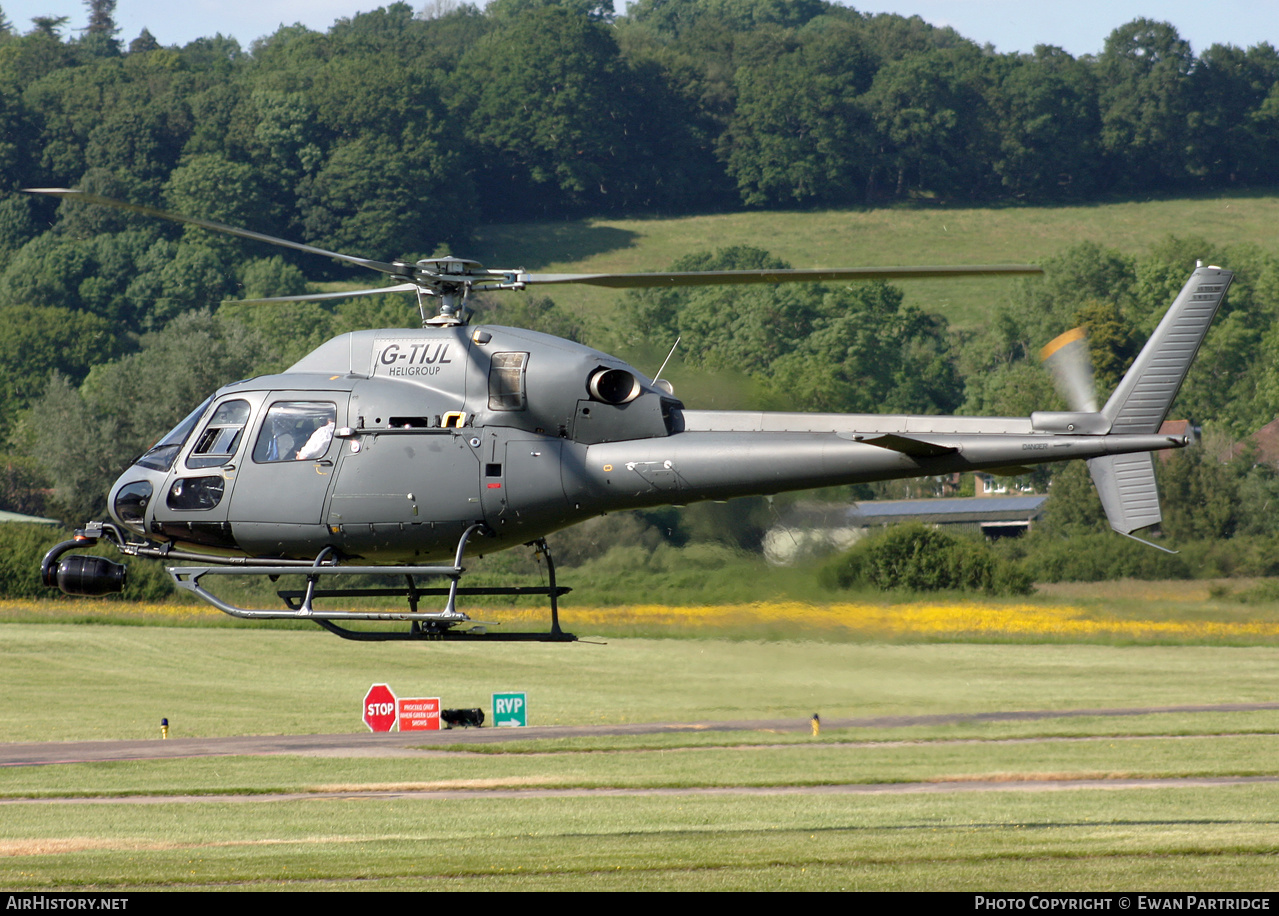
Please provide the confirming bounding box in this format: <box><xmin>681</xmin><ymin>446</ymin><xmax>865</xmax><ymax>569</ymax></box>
<box><xmin>984</xmin><ymin>466</ymin><xmax>1037</xmax><ymax>477</ymax></box>
<box><xmin>1087</xmin><ymin>452</ymin><xmax>1161</xmax><ymax>535</ymax></box>
<box><xmin>859</xmin><ymin>433</ymin><xmax>958</xmax><ymax>458</ymax></box>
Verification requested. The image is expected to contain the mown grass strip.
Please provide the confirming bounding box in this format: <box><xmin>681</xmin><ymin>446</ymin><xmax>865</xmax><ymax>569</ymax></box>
<box><xmin>4</xmin><ymin>787</ymin><xmax>1279</xmax><ymax>890</ymax></box>
<box><xmin>4</xmin><ymin>732</ymin><xmax>1279</xmax><ymax>798</ymax></box>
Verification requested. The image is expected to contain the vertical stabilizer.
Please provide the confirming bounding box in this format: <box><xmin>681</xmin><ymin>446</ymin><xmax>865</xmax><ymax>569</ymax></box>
<box><xmin>1102</xmin><ymin>266</ymin><xmax>1233</xmax><ymax>435</ymax></box>
<box><xmin>1087</xmin><ymin>265</ymin><xmax>1230</xmax><ymax>538</ymax></box>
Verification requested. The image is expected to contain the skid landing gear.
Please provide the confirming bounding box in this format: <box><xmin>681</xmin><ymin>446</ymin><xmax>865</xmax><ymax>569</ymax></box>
<box><xmin>167</xmin><ymin>525</ymin><xmax>576</xmax><ymax>642</ymax></box>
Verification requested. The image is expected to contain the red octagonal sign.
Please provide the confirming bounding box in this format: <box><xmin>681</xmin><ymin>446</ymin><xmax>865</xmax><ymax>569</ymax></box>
<box><xmin>363</xmin><ymin>683</ymin><xmax>398</xmax><ymax>733</ymax></box>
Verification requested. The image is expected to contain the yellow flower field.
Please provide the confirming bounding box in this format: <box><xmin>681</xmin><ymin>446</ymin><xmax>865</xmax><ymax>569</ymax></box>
<box><xmin>5</xmin><ymin>598</ymin><xmax>1279</xmax><ymax>643</ymax></box>
<box><xmin>524</xmin><ymin>601</ymin><xmax>1279</xmax><ymax>641</ymax></box>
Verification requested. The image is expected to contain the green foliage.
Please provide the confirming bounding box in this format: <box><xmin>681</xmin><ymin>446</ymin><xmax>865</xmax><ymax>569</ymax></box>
<box><xmin>0</xmin><ymin>304</ymin><xmax>118</xmax><ymax>439</ymax></box>
<box><xmin>629</xmin><ymin>246</ymin><xmax>961</xmax><ymax>414</ymax></box>
<box><xmin>235</xmin><ymin>256</ymin><xmax>307</xmax><ymax>300</ymax></box>
<box><xmin>991</xmin><ymin>46</ymin><xmax>1100</xmax><ymax>198</ymax></box>
<box><xmin>0</xmin><ymin>228</ymin><xmax>223</xmax><ymax>331</ymax></box>
<box><xmin>722</xmin><ymin>20</ymin><xmax>874</xmax><ymax>206</ymax></box>
<box><xmin>297</xmin><ymin>132</ymin><xmax>473</xmax><ymax>258</ymax></box>
<box><xmin>865</xmin><ymin>46</ymin><xmax>998</xmax><ymax>199</ymax></box>
<box><xmin>0</xmin><ymin>454</ymin><xmax>50</xmax><ymax>516</ymax></box>
<box><xmin>164</xmin><ymin>154</ymin><xmax>270</xmax><ymax>234</ymax></box>
<box><xmin>487</xmin><ymin>0</ymin><xmax>615</xmax><ymax>22</ymax></box>
<box><xmin>820</xmin><ymin>523</ymin><xmax>1032</xmax><ymax>595</ymax></box>
<box><xmin>1035</xmin><ymin>462</ymin><xmax>1107</xmax><ymax>538</ymax></box>
<box><xmin>960</xmin><ymin>236</ymin><xmax>1279</xmax><ymax>441</ymax></box>
<box><xmin>451</xmin><ymin>6</ymin><xmax>704</xmax><ymax>214</ymax></box>
<box><xmin>627</xmin><ymin>0</ymin><xmax>832</xmax><ymax>39</ymax></box>
<box><xmin>1096</xmin><ymin>19</ymin><xmax>1194</xmax><ymax>190</ymax></box>
<box><xmin>1012</xmin><ymin>531</ymin><xmax>1191</xmax><ymax>582</ymax></box>
<box><xmin>1070</xmin><ymin>299</ymin><xmax>1140</xmax><ymax>396</ymax></box>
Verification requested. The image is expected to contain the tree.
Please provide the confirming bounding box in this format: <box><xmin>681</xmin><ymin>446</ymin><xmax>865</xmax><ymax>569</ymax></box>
<box><xmin>296</xmin><ymin>132</ymin><xmax>474</xmax><ymax>260</ymax></box>
<box><xmin>163</xmin><ymin>153</ymin><xmax>274</xmax><ymax>260</ymax></box>
<box><xmin>127</xmin><ymin>28</ymin><xmax>161</xmax><ymax>55</ymax></box>
<box><xmin>0</xmin><ymin>82</ymin><xmax>32</xmax><ymax>189</ymax></box>
<box><xmin>968</xmin><ymin>242</ymin><xmax>1137</xmax><ymax>374</ymax></box>
<box><xmin>1070</xmin><ymin>299</ymin><xmax>1139</xmax><ymax>397</ymax></box>
<box><xmin>626</xmin><ymin>0</ymin><xmax>831</xmax><ymax>39</ymax></box>
<box><xmin>451</xmin><ymin>6</ymin><xmax>682</xmax><ymax>215</ymax></box>
<box><xmin>1186</xmin><ymin>42</ymin><xmax>1279</xmax><ymax>185</ymax></box>
<box><xmin>721</xmin><ymin>21</ymin><xmax>875</xmax><ymax>206</ymax></box>
<box><xmin>629</xmin><ymin>246</ymin><xmax>815</xmax><ymax>370</ymax></box>
<box><xmin>0</xmin><ymin>456</ymin><xmax>49</xmax><ymax>516</ymax></box>
<box><xmin>0</xmin><ymin>304</ymin><xmax>117</xmax><ymax>438</ymax></box>
<box><xmin>0</xmin><ymin>229</ymin><xmax>161</xmax><ymax>326</ymax></box>
<box><xmin>768</xmin><ymin>284</ymin><xmax>962</xmax><ymax>415</ymax></box>
<box><xmin>80</xmin><ymin>0</ymin><xmax>120</xmax><ymax>57</ymax></box>
<box><xmin>29</xmin><ymin>16</ymin><xmax>69</xmax><ymax>38</ymax></box>
<box><xmin>991</xmin><ymin>46</ymin><xmax>1100</xmax><ymax>199</ymax></box>
<box><xmin>487</xmin><ymin>0</ymin><xmax>614</xmax><ymax>23</ymax></box>
<box><xmin>1096</xmin><ymin>19</ymin><xmax>1195</xmax><ymax>191</ymax></box>
<box><xmin>865</xmin><ymin>47</ymin><xmax>998</xmax><ymax>199</ymax></box>
<box><xmin>820</xmin><ymin>522</ymin><xmax>1031</xmax><ymax>595</ymax></box>
<box><xmin>84</xmin><ymin>0</ymin><xmax>117</xmax><ymax>36</ymax></box>
<box><xmin>1036</xmin><ymin>461</ymin><xmax>1107</xmax><ymax>537</ymax></box>
<box><xmin>1158</xmin><ymin>445</ymin><xmax>1239</xmax><ymax>541</ymax></box>
<box><xmin>123</xmin><ymin>239</ymin><xmax>236</xmax><ymax>328</ymax></box>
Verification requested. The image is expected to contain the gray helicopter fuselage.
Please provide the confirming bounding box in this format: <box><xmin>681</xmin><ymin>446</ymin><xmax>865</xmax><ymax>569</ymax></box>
<box><xmin>108</xmin><ymin>323</ymin><xmax>1185</xmax><ymax>564</ymax></box>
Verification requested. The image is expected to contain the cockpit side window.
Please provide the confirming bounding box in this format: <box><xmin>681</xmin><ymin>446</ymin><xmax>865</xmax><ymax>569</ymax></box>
<box><xmin>135</xmin><ymin>396</ymin><xmax>214</xmax><ymax>472</ymax></box>
<box><xmin>253</xmin><ymin>401</ymin><xmax>337</xmax><ymax>463</ymax></box>
<box><xmin>186</xmin><ymin>399</ymin><xmax>251</xmax><ymax>469</ymax></box>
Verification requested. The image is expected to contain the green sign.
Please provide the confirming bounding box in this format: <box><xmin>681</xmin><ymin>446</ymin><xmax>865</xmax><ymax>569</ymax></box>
<box><xmin>492</xmin><ymin>692</ymin><xmax>527</xmax><ymax>727</ymax></box>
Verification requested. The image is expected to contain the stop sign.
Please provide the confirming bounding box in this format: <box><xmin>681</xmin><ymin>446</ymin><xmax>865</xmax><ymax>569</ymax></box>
<box><xmin>363</xmin><ymin>683</ymin><xmax>398</xmax><ymax>732</ymax></box>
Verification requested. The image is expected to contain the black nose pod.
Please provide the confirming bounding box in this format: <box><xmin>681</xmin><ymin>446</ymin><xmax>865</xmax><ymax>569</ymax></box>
<box><xmin>53</xmin><ymin>555</ymin><xmax>127</xmax><ymax>596</ymax></box>
<box><xmin>41</xmin><ymin>541</ymin><xmax>128</xmax><ymax>596</ymax></box>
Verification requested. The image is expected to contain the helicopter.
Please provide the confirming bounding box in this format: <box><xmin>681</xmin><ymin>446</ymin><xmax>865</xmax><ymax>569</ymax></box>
<box><xmin>29</xmin><ymin>188</ymin><xmax>1234</xmax><ymax>643</ymax></box>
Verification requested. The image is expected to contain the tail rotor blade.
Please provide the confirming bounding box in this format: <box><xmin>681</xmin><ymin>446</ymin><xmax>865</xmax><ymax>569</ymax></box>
<box><xmin>1040</xmin><ymin>327</ymin><xmax>1098</xmax><ymax>413</ymax></box>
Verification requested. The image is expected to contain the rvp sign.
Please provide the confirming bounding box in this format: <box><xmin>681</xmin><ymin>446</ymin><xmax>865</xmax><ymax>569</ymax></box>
<box><xmin>363</xmin><ymin>683</ymin><xmax>398</xmax><ymax>733</ymax></box>
<box><xmin>492</xmin><ymin>692</ymin><xmax>527</xmax><ymax>727</ymax></box>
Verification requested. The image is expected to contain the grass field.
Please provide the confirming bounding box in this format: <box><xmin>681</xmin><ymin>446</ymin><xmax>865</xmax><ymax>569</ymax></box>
<box><xmin>3</xmin><ymin>598</ymin><xmax>1279</xmax><ymax>890</ymax></box>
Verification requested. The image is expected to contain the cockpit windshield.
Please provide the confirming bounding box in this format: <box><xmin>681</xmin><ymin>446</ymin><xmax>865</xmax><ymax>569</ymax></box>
<box><xmin>134</xmin><ymin>396</ymin><xmax>214</xmax><ymax>472</ymax></box>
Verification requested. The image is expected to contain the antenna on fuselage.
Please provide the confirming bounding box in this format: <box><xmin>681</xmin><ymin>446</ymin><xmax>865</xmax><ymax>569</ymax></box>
<box><xmin>654</xmin><ymin>336</ymin><xmax>682</xmax><ymax>394</ymax></box>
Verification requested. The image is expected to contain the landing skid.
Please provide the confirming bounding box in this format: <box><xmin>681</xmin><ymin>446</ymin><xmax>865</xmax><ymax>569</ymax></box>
<box><xmin>166</xmin><ymin>525</ymin><xmax>576</xmax><ymax>643</ymax></box>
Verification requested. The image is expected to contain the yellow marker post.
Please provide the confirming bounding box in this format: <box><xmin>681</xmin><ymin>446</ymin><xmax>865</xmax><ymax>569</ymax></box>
<box><xmin>810</xmin><ymin>713</ymin><xmax>820</xmax><ymax>736</ymax></box>
<box><xmin>161</xmin><ymin>717</ymin><xmax>169</xmax><ymax>739</ymax></box>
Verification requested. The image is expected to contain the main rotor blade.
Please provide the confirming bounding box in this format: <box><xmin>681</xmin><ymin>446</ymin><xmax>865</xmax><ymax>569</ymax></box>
<box><xmin>228</xmin><ymin>283</ymin><xmax>420</xmax><ymax>306</ymax></box>
<box><xmin>22</xmin><ymin>188</ymin><xmax>406</xmax><ymax>277</ymax></box>
<box><xmin>516</xmin><ymin>264</ymin><xmax>1042</xmax><ymax>289</ymax></box>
